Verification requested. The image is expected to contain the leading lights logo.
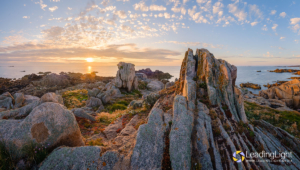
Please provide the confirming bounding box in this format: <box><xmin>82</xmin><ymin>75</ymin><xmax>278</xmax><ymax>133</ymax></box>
<box><xmin>232</xmin><ymin>151</ymin><xmax>245</xmax><ymax>163</ymax></box>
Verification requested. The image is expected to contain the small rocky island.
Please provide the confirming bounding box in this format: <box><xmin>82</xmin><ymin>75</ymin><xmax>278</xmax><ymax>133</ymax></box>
<box><xmin>1</xmin><ymin>48</ymin><xmax>300</xmax><ymax>169</ymax></box>
<box><xmin>240</xmin><ymin>82</ymin><xmax>261</xmax><ymax>89</ymax></box>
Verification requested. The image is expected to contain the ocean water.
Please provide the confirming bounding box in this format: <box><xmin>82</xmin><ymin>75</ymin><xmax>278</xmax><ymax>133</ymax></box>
<box><xmin>0</xmin><ymin>64</ymin><xmax>299</xmax><ymax>94</ymax></box>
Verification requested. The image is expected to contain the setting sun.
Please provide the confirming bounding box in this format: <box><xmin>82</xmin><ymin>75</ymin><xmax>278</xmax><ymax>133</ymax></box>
<box><xmin>86</xmin><ymin>58</ymin><xmax>94</xmax><ymax>62</ymax></box>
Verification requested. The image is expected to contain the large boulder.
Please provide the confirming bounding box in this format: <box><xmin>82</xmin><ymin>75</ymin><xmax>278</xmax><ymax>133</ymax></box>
<box><xmin>87</xmin><ymin>88</ymin><xmax>100</xmax><ymax>97</ymax></box>
<box><xmin>39</xmin><ymin>146</ymin><xmax>119</xmax><ymax>170</ymax></box>
<box><xmin>0</xmin><ymin>102</ymin><xmax>84</xmax><ymax>160</ymax></box>
<box><xmin>40</xmin><ymin>93</ymin><xmax>64</xmax><ymax>105</ymax></box>
<box><xmin>115</xmin><ymin>62</ymin><xmax>138</xmax><ymax>92</ymax></box>
<box><xmin>13</xmin><ymin>93</ymin><xmax>25</xmax><ymax>109</ymax></box>
<box><xmin>97</xmin><ymin>86</ymin><xmax>122</xmax><ymax>104</ymax></box>
<box><xmin>147</xmin><ymin>80</ymin><xmax>164</xmax><ymax>91</ymax></box>
<box><xmin>0</xmin><ymin>92</ymin><xmax>14</xmax><ymax>110</ymax></box>
<box><xmin>86</xmin><ymin>97</ymin><xmax>103</xmax><ymax>108</ymax></box>
<box><xmin>71</xmin><ymin>108</ymin><xmax>96</xmax><ymax>122</ymax></box>
<box><xmin>259</xmin><ymin>79</ymin><xmax>300</xmax><ymax>109</ymax></box>
<box><xmin>24</xmin><ymin>95</ymin><xmax>40</xmax><ymax>105</ymax></box>
<box><xmin>0</xmin><ymin>100</ymin><xmax>40</xmax><ymax>119</ymax></box>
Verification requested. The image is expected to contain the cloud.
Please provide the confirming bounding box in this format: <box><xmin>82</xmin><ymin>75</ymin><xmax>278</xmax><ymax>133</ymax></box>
<box><xmin>149</xmin><ymin>5</ymin><xmax>166</xmax><ymax>11</ymax></box>
<box><xmin>115</xmin><ymin>10</ymin><xmax>127</xmax><ymax>19</ymax></box>
<box><xmin>133</xmin><ymin>1</ymin><xmax>149</xmax><ymax>11</ymax></box>
<box><xmin>213</xmin><ymin>2</ymin><xmax>224</xmax><ymax>17</ymax></box>
<box><xmin>23</xmin><ymin>16</ymin><xmax>29</xmax><ymax>19</ymax></box>
<box><xmin>279</xmin><ymin>12</ymin><xmax>286</xmax><ymax>18</ymax></box>
<box><xmin>35</xmin><ymin>0</ymin><xmax>47</xmax><ymax>11</ymax></box>
<box><xmin>49</xmin><ymin>6</ymin><xmax>58</xmax><ymax>12</ymax></box>
<box><xmin>157</xmin><ymin>40</ymin><xmax>223</xmax><ymax>49</ymax></box>
<box><xmin>280</xmin><ymin>37</ymin><xmax>285</xmax><ymax>40</ymax></box>
<box><xmin>272</xmin><ymin>24</ymin><xmax>278</xmax><ymax>31</ymax></box>
<box><xmin>295</xmin><ymin>40</ymin><xmax>299</xmax><ymax>44</ymax></box>
<box><xmin>290</xmin><ymin>18</ymin><xmax>300</xmax><ymax>25</ymax></box>
<box><xmin>51</xmin><ymin>0</ymin><xmax>60</xmax><ymax>2</ymax></box>
<box><xmin>270</xmin><ymin>10</ymin><xmax>276</xmax><ymax>15</ymax></box>
<box><xmin>262</xmin><ymin>25</ymin><xmax>267</xmax><ymax>31</ymax></box>
<box><xmin>0</xmin><ymin>43</ymin><xmax>181</xmax><ymax>64</ymax></box>
<box><xmin>249</xmin><ymin>4</ymin><xmax>263</xmax><ymax>19</ymax></box>
<box><xmin>263</xmin><ymin>52</ymin><xmax>273</xmax><ymax>57</ymax></box>
<box><xmin>42</xmin><ymin>26</ymin><xmax>64</xmax><ymax>38</ymax></box>
<box><xmin>117</xmin><ymin>0</ymin><xmax>129</xmax><ymax>1</ymax></box>
<box><xmin>251</xmin><ymin>21</ymin><xmax>258</xmax><ymax>26</ymax></box>
<box><xmin>40</xmin><ymin>25</ymin><xmax>46</xmax><ymax>27</ymax></box>
<box><xmin>228</xmin><ymin>2</ymin><xmax>247</xmax><ymax>21</ymax></box>
<box><xmin>68</xmin><ymin>7</ymin><xmax>72</xmax><ymax>10</ymax></box>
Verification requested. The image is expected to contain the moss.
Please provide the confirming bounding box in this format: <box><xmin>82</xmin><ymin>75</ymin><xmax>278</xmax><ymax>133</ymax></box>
<box><xmin>87</xmin><ymin>138</ymin><xmax>104</xmax><ymax>146</ymax></box>
<box><xmin>62</xmin><ymin>89</ymin><xmax>88</xmax><ymax>109</ymax></box>
<box><xmin>245</xmin><ymin>101</ymin><xmax>300</xmax><ymax>138</ymax></box>
<box><xmin>106</xmin><ymin>103</ymin><xmax>127</xmax><ymax>113</ymax></box>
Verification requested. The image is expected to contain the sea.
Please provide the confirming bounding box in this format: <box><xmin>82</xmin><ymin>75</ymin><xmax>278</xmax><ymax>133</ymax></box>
<box><xmin>1</xmin><ymin>64</ymin><xmax>299</xmax><ymax>94</ymax></box>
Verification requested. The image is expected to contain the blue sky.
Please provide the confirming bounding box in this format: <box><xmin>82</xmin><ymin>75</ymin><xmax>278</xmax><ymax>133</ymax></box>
<box><xmin>0</xmin><ymin>0</ymin><xmax>299</xmax><ymax>66</ymax></box>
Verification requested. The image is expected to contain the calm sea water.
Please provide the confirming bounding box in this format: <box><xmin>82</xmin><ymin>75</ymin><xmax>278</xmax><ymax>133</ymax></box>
<box><xmin>1</xmin><ymin>64</ymin><xmax>299</xmax><ymax>94</ymax></box>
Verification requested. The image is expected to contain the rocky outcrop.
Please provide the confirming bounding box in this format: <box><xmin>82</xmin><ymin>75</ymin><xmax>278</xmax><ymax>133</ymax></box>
<box><xmin>131</xmin><ymin>106</ymin><xmax>167</xmax><ymax>169</ymax></box>
<box><xmin>240</xmin><ymin>82</ymin><xmax>261</xmax><ymax>89</ymax></box>
<box><xmin>0</xmin><ymin>102</ymin><xmax>84</xmax><ymax>160</ymax></box>
<box><xmin>147</xmin><ymin>80</ymin><xmax>164</xmax><ymax>91</ymax></box>
<box><xmin>165</xmin><ymin>81</ymin><xmax>175</xmax><ymax>89</ymax></box>
<box><xmin>97</xmin><ymin>85</ymin><xmax>122</xmax><ymax>104</ymax></box>
<box><xmin>40</xmin><ymin>92</ymin><xmax>64</xmax><ymax>105</ymax></box>
<box><xmin>115</xmin><ymin>62</ymin><xmax>138</xmax><ymax>92</ymax></box>
<box><xmin>259</xmin><ymin>79</ymin><xmax>300</xmax><ymax>109</ymax></box>
<box><xmin>135</xmin><ymin>73</ymin><xmax>147</xmax><ymax>80</ymax></box>
<box><xmin>136</xmin><ymin>68</ymin><xmax>173</xmax><ymax>80</ymax></box>
<box><xmin>39</xmin><ymin>146</ymin><xmax>119</xmax><ymax>170</ymax></box>
<box><xmin>24</xmin><ymin>95</ymin><xmax>40</xmax><ymax>105</ymax></box>
<box><xmin>13</xmin><ymin>93</ymin><xmax>25</xmax><ymax>108</ymax></box>
<box><xmin>72</xmin><ymin>108</ymin><xmax>96</xmax><ymax>122</ymax></box>
<box><xmin>0</xmin><ymin>92</ymin><xmax>14</xmax><ymax>110</ymax></box>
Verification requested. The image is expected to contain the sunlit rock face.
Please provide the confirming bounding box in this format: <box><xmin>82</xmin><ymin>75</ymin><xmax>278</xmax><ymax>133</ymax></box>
<box><xmin>115</xmin><ymin>62</ymin><xmax>138</xmax><ymax>92</ymax></box>
<box><xmin>259</xmin><ymin>79</ymin><xmax>300</xmax><ymax>110</ymax></box>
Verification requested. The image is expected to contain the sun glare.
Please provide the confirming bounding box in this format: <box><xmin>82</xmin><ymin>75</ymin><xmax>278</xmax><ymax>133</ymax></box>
<box><xmin>86</xmin><ymin>58</ymin><xmax>94</xmax><ymax>62</ymax></box>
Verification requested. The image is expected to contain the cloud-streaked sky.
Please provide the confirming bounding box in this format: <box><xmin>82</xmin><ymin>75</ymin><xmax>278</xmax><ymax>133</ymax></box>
<box><xmin>0</xmin><ymin>0</ymin><xmax>300</xmax><ymax>66</ymax></box>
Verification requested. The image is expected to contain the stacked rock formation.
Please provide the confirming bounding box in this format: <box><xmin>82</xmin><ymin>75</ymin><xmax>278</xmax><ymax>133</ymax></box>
<box><xmin>115</xmin><ymin>62</ymin><xmax>138</xmax><ymax>92</ymax></box>
<box><xmin>259</xmin><ymin>79</ymin><xmax>300</xmax><ymax>109</ymax></box>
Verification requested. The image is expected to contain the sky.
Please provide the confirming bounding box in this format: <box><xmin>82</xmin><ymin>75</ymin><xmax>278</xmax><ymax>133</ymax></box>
<box><xmin>0</xmin><ymin>0</ymin><xmax>300</xmax><ymax>66</ymax></box>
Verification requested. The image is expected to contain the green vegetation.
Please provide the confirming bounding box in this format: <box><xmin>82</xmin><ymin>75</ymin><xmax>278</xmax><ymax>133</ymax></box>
<box><xmin>87</xmin><ymin>138</ymin><xmax>104</xmax><ymax>146</ymax></box>
<box><xmin>138</xmin><ymin>81</ymin><xmax>148</xmax><ymax>90</ymax></box>
<box><xmin>0</xmin><ymin>141</ymin><xmax>49</xmax><ymax>170</ymax></box>
<box><xmin>62</xmin><ymin>89</ymin><xmax>89</xmax><ymax>109</ymax></box>
<box><xmin>198</xmin><ymin>82</ymin><xmax>207</xmax><ymax>90</ymax></box>
<box><xmin>121</xmin><ymin>89</ymin><xmax>142</xmax><ymax>98</ymax></box>
<box><xmin>105</xmin><ymin>100</ymin><xmax>129</xmax><ymax>113</ymax></box>
<box><xmin>245</xmin><ymin>101</ymin><xmax>300</xmax><ymax>138</ymax></box>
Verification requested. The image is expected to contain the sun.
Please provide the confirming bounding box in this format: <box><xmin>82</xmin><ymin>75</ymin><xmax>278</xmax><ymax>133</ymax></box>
<box><xmin>86</xmin><ymin>58</ymin><xmax>94</xmax><ymax>62</ymax></box>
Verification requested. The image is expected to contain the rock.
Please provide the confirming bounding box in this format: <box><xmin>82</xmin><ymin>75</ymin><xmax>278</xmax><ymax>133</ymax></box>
<box><xmin>24</xmin><ymin>95</ymin><xmax>40</xmax><ymax>105</ymax></box>
<box><xmin>165</xmin><ymin>81</ymin><xmax>175</xmax><ymax>89</ymax></box>
<box><xmin>135</xmin><ymin>68</ymin><xmax>173</xmax><ymax>80</ymax></box>
<box><xmin>87</xmin><ymin>88</ymin><xmax>100</xmax><ymax>97</ymax></box>
<box><xmin>259</xmin><ymin>79</ymin><xmax>300</xmax><ymax>109</ymax></box>
<box><xmin>37</xmin><ymin>73</ymin><xmax>70</xmax><ymax>87</ymax></box>
<box><xmin>0</xmin><ymin>102</ymin><xmax>84</xmax><ymax>160</ymax></box>
<box><xmin>0</xmin><ymin>92</ymin><xmax>14</xmax><ymax>110</ymax></box>
<box><xmin>135</xmin><ymin>73</ymin><xmax>147</xmax><ymax>80</ymax></box>
<box><xmin>147</xmin><ymin>80</ymin><xmax>164</xmax><ymax>91</ymax></box>
<box><xmin>169</xmin><ymin>95</ymin><xmax>193</xmax><ymax>170</ymax></box>
<box><xmin>131</xmin><ymin>107</ymin><xmax>166</xmax><ymax>170</ymax></box>
<box><xmin>13</xmin><ymin>93</ymin><xmax>25</xmax><ymax>109</ymax></box>
<box><xmin>0</xmin><ymin>100</ymin><xmax>40</xmax><ymax>119</ymax></box>
<box><xmin>72</xmin><ymin>108</ymin><xmax>96</xmax><ymax>121</ymax></box>
<box><xmin>97</xmin><ymin>86</ymin><xmax>122</xmax><ymax>104</ymax></box>
<box><xmin>103</xmin><ymin>117</ymin><xmax>123</xmax><ymax>140</ymax></box>
<box><xmin>240</xmin><ymin>82</ymin><xmax>261</xmax><ymax>89</ymax></box>
<box><xmin>143</xmin><ymin>92</ymin><xmax>160</xmax><ymax>106</ymax></box>
<box><xmin>86</xmin><ymin>97</ymin><xmax>103</xmax><ymax>108</ymax></box>
<box><xmin>39</xmin><ymin>146</ymin><xmax>119</xmax><ymax>170</ymax></box>
<box><xmin>40</xmin><ymin>92</ymin><xmax>64</xmax><ymax>105</ymax></box>
<box><xmin>128</xmin><ymin>100</ymin><xmax>143</xmax><ymax>109</ymax></box>
<box><xmin>115</xmin><ymin>62</ymin><xmax>138</xmax><ymax>92</ymax></box>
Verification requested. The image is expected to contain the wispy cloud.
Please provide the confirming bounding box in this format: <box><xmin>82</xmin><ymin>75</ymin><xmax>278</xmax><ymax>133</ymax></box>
<box><xmin>49</xmin><ymin>6</ymin><xmax>58</xmax><ymax>12</ymax></box>
<box><xmin>156</xmin><ymin>40</ymin><xmax>223</xmax><ymax>49</ymax></box>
